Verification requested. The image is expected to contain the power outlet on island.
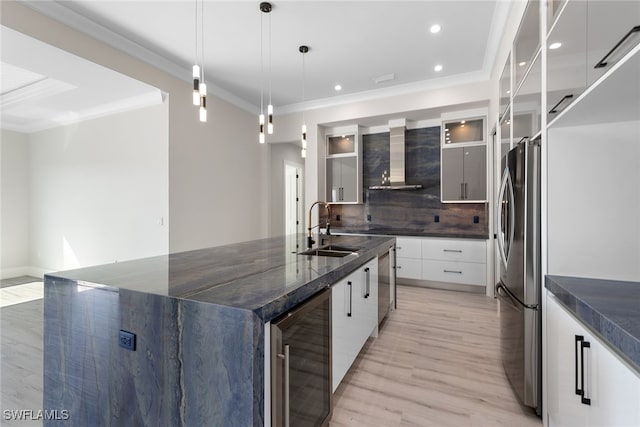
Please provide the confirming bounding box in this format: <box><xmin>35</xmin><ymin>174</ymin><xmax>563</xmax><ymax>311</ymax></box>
<box><xmin>119</xmin><ymin>330</ymin><xmax>136</xmax><ymax>351</ymax></box>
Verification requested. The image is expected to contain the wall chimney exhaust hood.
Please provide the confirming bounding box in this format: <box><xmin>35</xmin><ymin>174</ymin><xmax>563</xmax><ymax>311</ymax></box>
<box><xmin>369</xmin><ymin>119</ymin><xmax>423</xmax><ymax>190</ymax></box>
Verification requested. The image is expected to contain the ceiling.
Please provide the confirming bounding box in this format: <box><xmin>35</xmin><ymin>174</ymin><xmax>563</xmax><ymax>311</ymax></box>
<box><xmin>0</xmin><ymin>26</ymin><xmax>162</xmax><ymax>133</ymax></box>
<box><xmin>19</xmin><ymin>0</ymin><xmax>509</xmax><ymax>116</ymax></box>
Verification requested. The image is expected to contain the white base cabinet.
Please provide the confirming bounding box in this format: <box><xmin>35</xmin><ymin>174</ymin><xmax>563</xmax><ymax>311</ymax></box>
<box><xmin>395</xmin><ymin>236</ymin><xmax>486</xmax><ymax>287</ymax></box>
<box><xmin>546</xmin><ymin>294</ymin><xmax>640</xmax><ymax>427</ymax></box>
<box><xmin>332</xmin><ymin>258</ymin><xmax>378</xmax><ymax>392</ymax></box>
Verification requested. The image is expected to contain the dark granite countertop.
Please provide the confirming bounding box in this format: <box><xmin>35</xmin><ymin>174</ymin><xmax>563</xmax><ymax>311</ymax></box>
<box><xmin>330</xmin><ymin>227</ymin><xmax>488</xmax><ymax>240</ymax></box>
<box><xmin>546</xmin><ymin>275</ymin><xmax>640</xmax><ymax>373</ymax></box>
<box><xmin>45</xmin><ymin>234</ymin><xmax>395</xmax><ymax>323</ymax></box>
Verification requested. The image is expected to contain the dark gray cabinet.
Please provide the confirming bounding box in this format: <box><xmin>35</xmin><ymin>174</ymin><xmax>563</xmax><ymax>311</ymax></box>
<box><xmin>442</xmin><ymin>145</ymin><xmax>486</xmax><ymax>202</ymax></box>
<box><xmin>326</xmin><ymin>156</ymin><xmax>358</xmax><ymax>203</ymax></box>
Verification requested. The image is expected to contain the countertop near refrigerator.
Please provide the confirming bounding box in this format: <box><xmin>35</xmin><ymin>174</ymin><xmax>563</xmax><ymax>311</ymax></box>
<box><xmin>546</xmin><ymin>275</ymin><xmax>640</xmax><ymax>373</ymax></box>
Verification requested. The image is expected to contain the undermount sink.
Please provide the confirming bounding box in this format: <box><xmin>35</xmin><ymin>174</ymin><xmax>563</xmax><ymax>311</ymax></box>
<box><xmin>298</xmin><ymin>244</ymin><xmax>359</xmax><ymax>257</ymax></box>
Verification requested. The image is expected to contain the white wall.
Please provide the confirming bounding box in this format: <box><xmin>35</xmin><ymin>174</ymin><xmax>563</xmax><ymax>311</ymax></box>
<box><xmin>0</xmin><ymin>130</ymin><xmax>30</xmax><ymax>277</ymax></box>
<box><xmin>547</xmin><ymin>120</ymin><xmax>640</xmax><ymax>281</ymax></box>
<box><xmin>269</xmin><ymin>143</ymin><xmax>304</xmax><ymax>237</ymax></box>
<box><xmin>26</xmin><ymin>102</ymin><xmax>169</xmax><ymax>274</ymax></box>
<box><xmin>2</xmin><ymin>2</ymin><xmax>269</xmax><ymax>255</ymax></box>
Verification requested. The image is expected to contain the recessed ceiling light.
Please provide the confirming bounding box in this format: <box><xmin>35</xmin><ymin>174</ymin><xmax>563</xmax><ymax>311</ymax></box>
<box><xmin>434</xmin><ymin>64</ymin><xmax>443</xmax><ymax>72</ymax></box>
<box><xmin>519</xmin><ymin>61</ymin><xmax>526</xmax><ymax>67</ymax></box>
<box><xmin>461</xmin><ymin>120</ymin><xmax>466</xmax><ymax>124</ymax></box>
<box><xmin>506</xmin><ymin>90</ymin><xmax>511</xmax><ymax>94</ymax></box>
<box><xmin>430</xmin><ymin>24</ymin><xmax>441</xmax><ymax>34</ymax></box>
<box><xmin>549</xmin><ymin>42</ymin><xmax>562</xmax><ymax>50</ymax></box>
<box><xmin>334</xmin><ymin>84</ymin><xmax>342</xmax><ymax>91</ymax></box>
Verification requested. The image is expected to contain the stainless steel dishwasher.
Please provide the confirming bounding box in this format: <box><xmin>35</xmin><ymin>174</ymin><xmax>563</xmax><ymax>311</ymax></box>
<box><xmin>271</xmin><ymin>287</ymin><xmax>332</xmax><ymax>427</ymax></box>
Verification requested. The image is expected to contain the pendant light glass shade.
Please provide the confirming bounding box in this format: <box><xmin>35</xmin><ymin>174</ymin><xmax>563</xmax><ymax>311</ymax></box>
<box><xmin>199</xmin><ymin>82</ymin><xmax>207</xmax><ymax>122</ymax></box>
<box><xmin>192</xmin><ymin>65</ymin><xmax>200</xmax><ymax>105</ymax></box>
<box><xmin>267</xmin><ymin>104</ymin><xmax>273</xmax><ymax>134</ymax></box>
<box><xmin>259</xmin><ymin>114</ymin><xmax>265</xmax><ymax>144</ymax></box>
<box><xmin>301</xmin><ymin>124</ymin><xmax>307</xmax><ymax>148</ymax></box>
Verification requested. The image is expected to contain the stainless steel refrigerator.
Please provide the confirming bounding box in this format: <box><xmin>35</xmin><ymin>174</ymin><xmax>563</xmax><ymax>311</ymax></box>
<box><xmin>496</xmin><ymin>138</ymin><xmax>541</xmax><ymax>415</ymax></box>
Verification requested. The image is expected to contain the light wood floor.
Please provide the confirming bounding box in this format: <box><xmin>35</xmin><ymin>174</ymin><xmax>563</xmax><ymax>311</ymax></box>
<box><xmin>1</xmin><ymin>283</ymin><xmax>541</xmax><ymax>426</ymax></box>
<box><xmin>330</xmin><ymin>285</ymin><xmax>542</xmax><ymax>427</ymax></box>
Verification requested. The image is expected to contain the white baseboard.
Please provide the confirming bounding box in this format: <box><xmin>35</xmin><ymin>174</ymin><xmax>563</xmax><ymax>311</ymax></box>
<box><xmin>0</xmin><ymin>266</ymin><xmax>30</xmax><ymax>280</ymax></box>
<box><xmin>0</xmin><ymin>266</ymin><xmax>54</xmax><ymax>280</ymax></box>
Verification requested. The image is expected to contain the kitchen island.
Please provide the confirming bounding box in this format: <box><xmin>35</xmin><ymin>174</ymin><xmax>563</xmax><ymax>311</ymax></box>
<box><xmin>43</xmin><ymin>234</ymin><xmax>394</xmax><ymax>426</ymax></box>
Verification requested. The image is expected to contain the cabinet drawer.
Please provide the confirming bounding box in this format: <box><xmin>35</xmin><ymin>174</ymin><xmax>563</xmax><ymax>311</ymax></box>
<box><xmin>396</xmin><ymin>258</ymin><xmax>422</xmax><ymax>280</ymax></box>
<box><xmin>421</xmin><ymin>238</ymin><xmax>486</xmax><ymax>263</ymax></box>
<box><xmin>395</xmin><ymin>237</ymin><xmax>422</xmax><ymax>259</ymax></box>
<box><xmin>422</xmin><ymin>260</ymin><xmax>486</xmax><ymax>286</ymax></box>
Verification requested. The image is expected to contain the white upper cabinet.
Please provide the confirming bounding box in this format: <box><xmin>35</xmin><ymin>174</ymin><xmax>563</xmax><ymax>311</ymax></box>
<box><xmin>586</xmin><ymin>1</ymin><xmax>640</xmax><ymax>86</ymax></box>
<box><xmin>546</xmin><ymin>0</ymin><xmax>588</xmax><ymax>123</ymax></box>
<box><xmin>513</xmin><ymin>0</ymin><xmax>541</xmax><ymax>90</ymax></box>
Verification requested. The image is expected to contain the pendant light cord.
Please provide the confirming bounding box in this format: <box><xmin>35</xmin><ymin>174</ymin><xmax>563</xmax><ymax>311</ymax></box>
<box><xmin>268</xmin><ymin>12</ymin><xmax>272</xmax><ymax>107</ymax></box>
<box><xmin>194</xmin><ymin>0</ymin><xmax>198</xmax><ymax>67</ymax></box>
<box><xmin>260</xmin><ymin>10</ymin><xmax>264</xmax><ymax>114</ymax></box>
<box><xmin>302</xmin><ymin>50</ymin><xmax>306</xmax><ymax>122</ymax></box>
<box><xmin>201</xmin><ymin>0</ymin><xmax>205</xmax><ymax>84</ymax></box>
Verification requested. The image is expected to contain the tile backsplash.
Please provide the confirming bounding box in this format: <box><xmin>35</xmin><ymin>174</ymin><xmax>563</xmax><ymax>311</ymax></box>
<box><xmin>327</xmin><ymin>127</ymin><xmax>489</xmax><ymax>237</ymax></box>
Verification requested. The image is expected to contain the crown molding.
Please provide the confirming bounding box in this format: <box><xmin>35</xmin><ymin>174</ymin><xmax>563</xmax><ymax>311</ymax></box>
<box><xmin>18</xmin><ymin>0</ymin><xmax>258</xmax><ymax>115</ymax></box>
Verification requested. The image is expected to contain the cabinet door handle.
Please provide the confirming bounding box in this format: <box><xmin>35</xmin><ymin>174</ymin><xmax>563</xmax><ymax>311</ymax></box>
<box><xmin>464</xmin><ymin>182</ymin><xmax>468</xmax><ymax>199</ymax></box>
<box><xmin>580</xmin><ymin>340</ymin><xmax>591</xmax><ymax>406</ymax></box>
<box><xmin>347</xmin><ymin>281</ymin><xmax>352</xmax><ymax>317</ymax></box>
<box><xmin>443</xmin><ymin>269</ymin><xmax>462</xmax><ymax>274</ymax></box>
<box><xmin>364</xmin><ymin>267</ymin><xmax>370</xmax><ymax>298</ymax></box>
<box><xmin>594</xmin><ymin>25</ymin><xmax>640</xmax><ymax>69</ymax></box>
<box><xmin>443</xmin><ymin>249</ymin><xmax>463</xmax><ymax>253</ymax></box>
<box><xmin>460</xmin><ymin>182</ymin><xmax>465</xmax><ymax>199</ymax></box>
<box><xmin>396</xmin><ymin>265</ymin><xmax>402</xmax><ymax>269</ymax></box>
<box><xmin>277</xmin><ymin>344</ymin><xmax>290</xmax><ymax>427</ymax></box>
<box><xmin>549</xmin><ymin>94</ymin><xmax>574</xmax><ymax>114</ymax></box>
<box><xmin>575</xmin><ymin>335</ymin><xmax>582</xmax><ymax>395</ymax></box>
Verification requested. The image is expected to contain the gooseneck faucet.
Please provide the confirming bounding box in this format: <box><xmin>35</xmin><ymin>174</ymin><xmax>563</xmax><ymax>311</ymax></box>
<box><xmin>307</xmin><ymin>201</ymin><xmax>331</xmax><ymax>248</ymax></box>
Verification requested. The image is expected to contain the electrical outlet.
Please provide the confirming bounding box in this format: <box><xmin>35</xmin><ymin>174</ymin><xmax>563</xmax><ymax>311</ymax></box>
<box><xmin>434</xmin><ymin>215</ymin><xmax>440</xmax><ymax>223</ymax></box>
<box><xmin>119</xmin><ymin>330</ymin><xmax>136</xmax><ymax>351</ymax></box>
<box><xmin>367</xmin><ymin>214</ymin><xmax>372</xmax><ymax>221</ymax></box>
<box><xmin>474</xmin><ymin>216</ymin><xmax>480</xmax><ymax>224</ymax></box>
<box><xmin>336</xmin><ymin>214</ymin><xmax>341</xmax><ymax>221</ymax></box>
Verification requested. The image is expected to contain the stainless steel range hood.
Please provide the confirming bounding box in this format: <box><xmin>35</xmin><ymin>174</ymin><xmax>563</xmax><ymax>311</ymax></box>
<box><xmin>369</xmin><ymin>121</ymin><xmax>423</xmax><ymax>190</ymax></box>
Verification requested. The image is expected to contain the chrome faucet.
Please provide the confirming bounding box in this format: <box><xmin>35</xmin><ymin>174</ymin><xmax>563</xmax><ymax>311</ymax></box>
<box><xmin>307</xmin><ymin>201</ymin><xmax>331</xmax><ymax>248</ymax></box>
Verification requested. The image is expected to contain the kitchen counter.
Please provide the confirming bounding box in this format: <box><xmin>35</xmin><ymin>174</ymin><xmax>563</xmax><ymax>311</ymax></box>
<box><xmin>546</xmin><ymin>275</ymin><xmax>640</xmax><ymax>373</ymax></box>
<box><xmin>330</xmin><ymin>226</ymin><xmax>488</xmax><ymax>240</ymax></box>
<box><xmin>43</xmin><ymin>234</ymin><xmax>395</xmax><ymax>426</ymax></box>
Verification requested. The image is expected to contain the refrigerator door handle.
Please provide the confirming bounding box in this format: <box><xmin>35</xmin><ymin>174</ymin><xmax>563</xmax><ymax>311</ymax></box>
<box><xmin>496</xmin><ymin>168</ymin><xmax>514</xmax><ymax>268</ymax></box>
<box><xmin>497</xmin><ymin>282</ymin><xmax>539</xmax><ymax>310</ymax></box>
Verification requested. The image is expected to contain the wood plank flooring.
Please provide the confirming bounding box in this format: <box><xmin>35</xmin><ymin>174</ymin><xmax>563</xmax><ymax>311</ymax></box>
<box><xmin>330</xmin><ymin>285</ymin><xmax>542</xmax><ymax>427</ymax></box>
<box><xmin>1</xmin><ymin>282</ymin><xmax>541</xmax><ymax>426</ymax></box>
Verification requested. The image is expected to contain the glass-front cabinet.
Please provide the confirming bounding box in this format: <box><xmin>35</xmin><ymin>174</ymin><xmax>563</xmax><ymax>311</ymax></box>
<box><xmin>546</xmin><ymin>0</ymin><xmax>587</xmax><ymax>123</ymax></box>
<box><xmin>513</xmin><ymin>51</ymin><xmax>542</xmax><ymax>142</ymax></box>
<box><xmin>513</xmin><ymin>0</ymin><xmax>541</xmax><ymax>90</ymax></box>
<box><xmin>441</xmin><ymin>117</ymin><xmax>487</xmax><ymax>202</ymax></box>
<box><xmin>325</xmin><ymin>128</ymin><xmax>362</xmax><ymax>204</ymax></box>
<box><xmin>499</xmin><ymin>54</ymin><xmax>511</xmax><ymax>122</ymax></box>
<box><xmin>586</xmin><ymin>1</ymin><xmax>640</xmax><ymax>86</ymax></box>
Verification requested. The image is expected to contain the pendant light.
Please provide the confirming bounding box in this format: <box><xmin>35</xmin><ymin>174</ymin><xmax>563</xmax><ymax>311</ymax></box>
<box><xmin>299</xmin><ymin>45</ymin><xmax>309</xmax><ymax>158</ymax></box>
<box><xmin>198</xmin><ymin>0</ymin><xmax>207</xmax><ymax>122</ymax></box>
<box><xmin>192</xmin><ymin>0</ymin><xmax>200</xmax><ymax>106</ymax></box>
<box><xmin>259</xmin><ymin>2</ymin><xmax>272</xmax><ymax>143</ymax></box>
